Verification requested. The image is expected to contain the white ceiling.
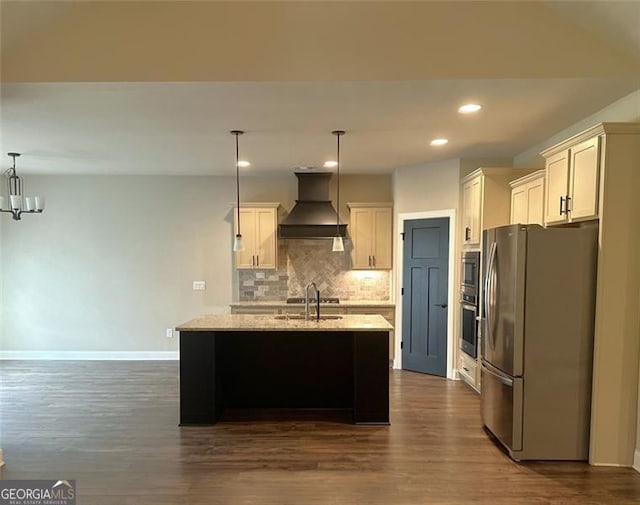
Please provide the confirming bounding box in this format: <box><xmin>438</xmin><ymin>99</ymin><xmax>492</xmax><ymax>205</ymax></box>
<box><xmin>1</xmin><ymin>1</ymin><xmax>639</xmax><ymax>176</ymax></box>
<box><xmin>546</xmin><ymin>1</ymin><xmax>640</xmax><ymax>57</ymax></box>
<box><xmin>1</xmin><ymin>79</ymin><xmax>637</xmax><ymax>175</ymax></box>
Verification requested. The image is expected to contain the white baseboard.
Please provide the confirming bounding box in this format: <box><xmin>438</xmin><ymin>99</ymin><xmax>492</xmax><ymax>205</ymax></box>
<box><xmin>0</xmin><ymin>351</ymin><xmax>179</xmax><ymax>360</ymax></box>
<box><xmin>590</xmin><ymin>460</ymin><xmax>634</xmax><ymax>468</ymax></box>
<box><xmin>633</xmin><ymin>449</ymin><xmax>640</xmax><ymax>473</ymax></box>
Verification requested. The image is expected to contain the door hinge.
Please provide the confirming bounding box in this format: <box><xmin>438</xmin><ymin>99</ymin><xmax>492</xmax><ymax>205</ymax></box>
<box><xmin>400</xmin><ymin>341</ymin><xmax>403</xmax><ymax>349</ymax></box>
<box><xmin>401</xmin><ymin>287</ymin><xmax>404</xmax><ymax>295</ymax></box>
<box><xmin>401</xmin><ymin>232</ymin><xmax>405</xmax><ymax>241</ymax></box>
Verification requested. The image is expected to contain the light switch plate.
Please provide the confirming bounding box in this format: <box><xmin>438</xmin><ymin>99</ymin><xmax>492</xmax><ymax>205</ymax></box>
<box><xmin>256</xmin><ymin>272</ymin><xmax>265</xmax><ymax>279</ymax></box>
<box><xmin>166</xmin><ymin>328</ymin><xmax>173</xmax><ymax>338</ymax></box>
<box><xmin>192</xmin><ymin>281</ymin><xmax>206</xmax><ymax>291</ymax></box>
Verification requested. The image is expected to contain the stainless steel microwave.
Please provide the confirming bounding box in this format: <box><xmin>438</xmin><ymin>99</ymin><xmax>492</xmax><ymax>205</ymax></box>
<box><xmin>461</xmin><ymin>251</ymin><xmax>480</xmax><ymax>297</ymax></box>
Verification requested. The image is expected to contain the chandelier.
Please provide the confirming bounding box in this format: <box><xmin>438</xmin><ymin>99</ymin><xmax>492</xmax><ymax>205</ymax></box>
<box><xmin>0</xmin><ymin>153</ymin><xmax>45</xmax><ymax>221</ymax></box>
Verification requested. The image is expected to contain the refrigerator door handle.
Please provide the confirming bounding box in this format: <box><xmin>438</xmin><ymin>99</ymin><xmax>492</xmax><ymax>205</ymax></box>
<box><xmin>482</xmin><ymin>361</ymin><xmax>513</xmax><ymax>387</ymax></box>
<box><xmin>484</xmin><ymin>241</ymin><xmax>497</xmax><ymax>351</ymax></box>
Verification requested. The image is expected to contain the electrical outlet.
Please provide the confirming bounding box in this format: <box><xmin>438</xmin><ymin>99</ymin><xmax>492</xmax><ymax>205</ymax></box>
<box><xmin>192</xmin><ymin>281</ymin><xmax>206</xmax><ymax>291</ymax></box>
<box><xmin>166</xmin><ymin>328</ymin><xmax>173</xmax><ymax>338</ymax></box>
<box><xmin>255</xmin><ymin>272</ymin><xmax>265</xmax><ymax>279</ymax></box>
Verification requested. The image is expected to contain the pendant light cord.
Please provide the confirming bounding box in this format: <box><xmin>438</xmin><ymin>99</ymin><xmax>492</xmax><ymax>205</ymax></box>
<box><xmin>332</xmin><ymin>130</ymin><xmax>345</xmax><ymax>237</ymax></box>
<box><xmin>336</xmin><ymin>134</ymin><xmax>340</xmax><ymax>235</ymax></box>
<box><xmin>234</xmin><ymin>132</ymin><xmax>241</xmax><ymax>235</ymax></box>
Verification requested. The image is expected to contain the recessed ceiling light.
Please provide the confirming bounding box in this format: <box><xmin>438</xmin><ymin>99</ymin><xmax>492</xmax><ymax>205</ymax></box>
<box><xmin>323</xmin><ymin>161</ymin><xmax>338</xmax><ymax>168</ymax></box>
<box><xmin>458</xmin><ymin>103</ymin><xmax>482</xmax><ymax>114</ymax></box>
<box><xmin>430</xmin><ymin>138</ymin><xmax>449</xmax><ymax>146</ymax></box>
<box><xmin>237</xmin><ymin>160</ymin><xmax>251</xmax><ymax>168</ymax></box>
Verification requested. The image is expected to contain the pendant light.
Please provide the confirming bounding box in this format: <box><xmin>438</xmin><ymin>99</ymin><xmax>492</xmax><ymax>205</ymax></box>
<box><xmin>231</xmin><ymin>130</ymin><xmax>245</xmax><ymax>252</ymax></box>
<box><xmin>0</xmin><ymin>153</ymin><xmax>45</xmax><ymax>221</ymax></box>
<box><xmin>331</xmin><ymin>130</ymin><xmax>345</xmax><ymax>252</ymax></box>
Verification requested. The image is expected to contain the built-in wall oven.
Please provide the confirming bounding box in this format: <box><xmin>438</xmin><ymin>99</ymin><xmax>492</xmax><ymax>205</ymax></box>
<box><xmin>460</xmin><ymin>251</ymin><xmax>480</xmax><ymax>358</ymax></box>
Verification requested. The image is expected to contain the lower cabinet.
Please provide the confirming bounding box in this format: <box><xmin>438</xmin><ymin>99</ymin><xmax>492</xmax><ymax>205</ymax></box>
<box><xmin>231</xmin><ymin>305</ymin><xmax>396</xmax><ymax>361</ymax></box>
<box><xmin>459</xmin><ymin>352</ymin><xmax>479</xmax><ymax>391</ymax></box>
<box><xmin>345</xmin><ymin>308</ymin><xmax>395</xmax><ymax>361</ymax></box>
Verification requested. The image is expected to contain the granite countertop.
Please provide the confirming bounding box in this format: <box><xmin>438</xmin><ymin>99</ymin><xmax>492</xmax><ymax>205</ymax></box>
<box><xmin>229</xmin><ymin>300</ymin><xmax>395</xmax><ymax>308</ymax></box>
<box><xmin>176</xmin><ymin>314</ymin><xmax>393</xmax><ymax>332</ymax></box>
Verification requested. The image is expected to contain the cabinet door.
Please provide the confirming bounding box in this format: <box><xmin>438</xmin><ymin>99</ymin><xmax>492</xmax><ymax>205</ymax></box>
<box><xmin>545</xmin><ymin>150</ymin><xmax>570</xmax><ymax>225</ymax></box>
<box><xmin>348</xmin><ymin>307</ymin><xmax>395</xmax><ymax>360</ymax></box>
<box><xmin>510</xmin><ymin>187</ymin><xmax>528</xmax><ymax>225</ymax></box>
<box><xmin>462</xmin><ymin>181</ymin><xmax>473</xmax><ymax>243</ymax></box>
<box><xmin>468</xmin><ymin>178</ymin><xmax>482</xmax><ymax>244</ymax></box>
<box><xmin>459</xmin><ymin>352</ymin><xmax>478</xmax><ymax>387</ymax></box>
<box><xmin>235</xmin><ymin>209</ymin><xmax>256</xmax><ymax>269</ymax></box>
<box><xmin>372</xmin><ymin>207</ymin><xmax>392</xmax><ymax>269</ymax></box>
<box><xmin>462</xmin><ymin>179</ymin><xmax>481</xmax><ymax>244</ymax></box>
<box><xmin>351</xmin><ymin>208</ymin><xmax>373</xmax><ymax>269</ymax></box>
<box><xmin>255</xmin><ymin>208</ymin><xmax>277</xmax><ymax>269</ymax></box>
<box><xmin>526</xmin><ymin>178</ymin><xmax>544</xmax><ymax>226</ymax></box>
<box><xmin>569</xmin><ymin>136</ymin><xmax>600</xmax><ymax>222</ymax></box>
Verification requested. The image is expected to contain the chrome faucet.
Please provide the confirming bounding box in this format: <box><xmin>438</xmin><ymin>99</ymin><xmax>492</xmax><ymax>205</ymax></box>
<box><xmin>304</xmin><ymin>282</ymin><xmax>320</xmax><ymax>321</ymax></box>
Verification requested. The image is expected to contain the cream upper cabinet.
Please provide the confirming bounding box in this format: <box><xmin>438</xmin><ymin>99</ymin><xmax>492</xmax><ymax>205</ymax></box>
<box><xmin>510</xmin><ymin>188</ymin><xmax>528</xmax><ymax>225</ymax></box>
<box><xmin>460</xmin><ymin>168</ymin><xmax>531</xmax><ymax>248</ymax></box>
<box><xmin>545</xmin><ymin>150</ymin><xmax>570</xmax><ymax>225</ymax></box>
<box><xmin>462</xmin><ymin>177</ymin><xmax>482</xmax><ymax>245</ymax></box>
<box><xmin>350</xmin><ymin>207</ymin><xmax>373</xmax><ymax>268</ymax></box>
<box><xmin>543</xmin><ymin>135</ymin><xmax>600</xmax><ymax>226</ymax></box>
<box><xmin>347</xmin><ymin>203</ymin><xmax>393</xmax><ymax>270</ymax></box>
<box><xmin>233</xmin><ymin>203</ymin><xmax>279</xmax><ymax>270</ymax></box>
<box><xmin>235</xmin><ymin>208</ymin><xmax>257</xmax><ymax>269</ymax></box>
<box><xmin>569</xmin><ymin>137</ymin><xmax>600</xmax><ymax>221</ymax></box>
<box><xmin>510</xmin><ymin>170</ymin><xmax>545</xmax><ymax>226</ymax></box>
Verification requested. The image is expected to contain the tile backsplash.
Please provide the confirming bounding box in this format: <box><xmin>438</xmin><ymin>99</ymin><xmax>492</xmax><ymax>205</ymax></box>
<box><xmin>238</xmin><ymin>239</ymin><xmax>391</xmax><ymax>301</ymax></box>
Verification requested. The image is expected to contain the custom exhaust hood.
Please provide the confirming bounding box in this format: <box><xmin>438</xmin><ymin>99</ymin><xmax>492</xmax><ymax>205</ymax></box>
<box><xmin>279</xmin><ymin>172</ymin><xmax>347</xmax><ymax>239</ymax></box>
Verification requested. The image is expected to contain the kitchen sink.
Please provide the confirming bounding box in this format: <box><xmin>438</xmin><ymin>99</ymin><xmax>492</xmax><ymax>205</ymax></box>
<box><xmin>273</xmin><ymin>314</ymin><xmax>343</xmax><ymax>321</ymax></box>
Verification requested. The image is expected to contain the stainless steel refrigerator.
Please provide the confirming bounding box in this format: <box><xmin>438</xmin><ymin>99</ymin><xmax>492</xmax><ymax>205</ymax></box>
<box><xmin>481</xmin><ymin>224</ymin><xmax>597</xmax><ymax>461</ymax></box>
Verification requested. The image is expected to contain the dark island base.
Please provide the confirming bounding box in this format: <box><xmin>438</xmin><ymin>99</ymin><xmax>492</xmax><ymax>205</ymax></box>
<box><xmin>179</xmin><ymin>330</ymin><xmax>390</xmax><ymax>425</ymax></box>
<box><xmin>219</xmin><ymin>408</ymin><xmax>354</xmax><ymax>424</ymax></box>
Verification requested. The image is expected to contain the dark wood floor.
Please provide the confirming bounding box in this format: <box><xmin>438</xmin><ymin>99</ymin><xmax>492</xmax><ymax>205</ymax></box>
<box><xmin>1</xmin><ymin>361</ymin><xmax>639</xmax><ymax>504</ymax></box>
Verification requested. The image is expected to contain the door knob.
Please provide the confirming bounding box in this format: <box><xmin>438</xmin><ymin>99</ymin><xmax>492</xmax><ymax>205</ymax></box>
<box><xmin>437</xmin><ymin>304</ymin><xmax>448</xmax><ymax>308</ymax></box>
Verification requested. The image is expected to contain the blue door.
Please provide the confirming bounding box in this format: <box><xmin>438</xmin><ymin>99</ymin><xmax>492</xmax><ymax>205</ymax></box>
<box><xmin>401</xmin><ymin>218</ymin><xmax>449</xmax><ymax>376</ymax></box>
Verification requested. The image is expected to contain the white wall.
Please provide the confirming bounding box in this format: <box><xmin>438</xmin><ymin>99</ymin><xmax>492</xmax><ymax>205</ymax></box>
<box><xmin>514</xmin><ymin>89</ymin><xmax>640</xmax><ymax>168</ymax></box>
<box><xmin>392</xmin><ymin>158</ymin><xmax>461</xmax><ymax>371</ymax></box>
<box><xmin>393</xmin><ymin>159</ymin><xmax>460</xmax><ymax>214</ymax></box>
<box><xmin>2</xmin><ymin>176</ymin><xmax>236</xmax><ymax>353</ymax></box>
<box><xmin>0</xmin><ymin>215</ymin><xmax>4</xmax><ymax>346</ymax></box>
<box><xmin>0</xmin><ymin>173</ymin><xmax>391</xmax><ymax>354</ymax></box>
<box><xmin>459</xmin><ymin>158</ymin><xmax>514</xmax><ymax>178</ymax></box>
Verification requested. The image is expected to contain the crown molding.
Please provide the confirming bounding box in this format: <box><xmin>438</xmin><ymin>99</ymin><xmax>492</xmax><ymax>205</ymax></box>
<box><xmin>509</xmin><ymin>169</ymin><xmax>546</xmax><ymax>188</ymax></box>
<box><xmin>541</xmin><ymin>122</ymin><xmax>640</xmax><ymax>158</ymax></box>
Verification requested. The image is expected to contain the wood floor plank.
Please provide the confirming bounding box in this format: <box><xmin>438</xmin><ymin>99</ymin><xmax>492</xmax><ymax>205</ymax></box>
<box><xmin>0</xmin><ymin>361</ymin><xmax>639</xmax><ymax>504</ymax></box>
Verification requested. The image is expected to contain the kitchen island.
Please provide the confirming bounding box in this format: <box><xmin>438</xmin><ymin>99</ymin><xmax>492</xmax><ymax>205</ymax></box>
<box><xmin>176</xmin><ymin>314</ymin><xmax>392</xmax><ymax>425</ymax></box>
